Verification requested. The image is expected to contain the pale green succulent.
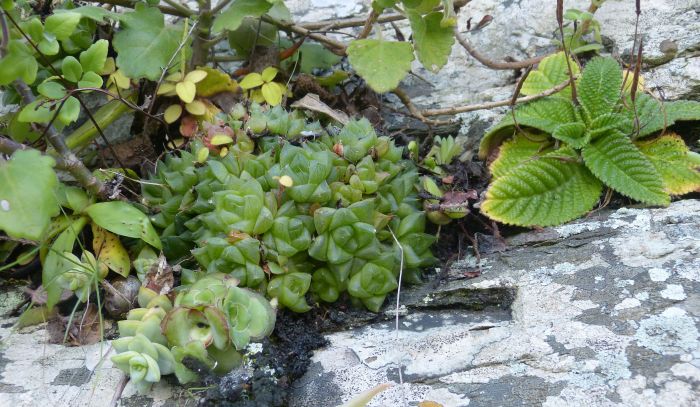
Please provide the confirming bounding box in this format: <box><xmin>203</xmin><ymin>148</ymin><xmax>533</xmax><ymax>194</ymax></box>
<box><xmin>112</xmin><ymin>334</ymin><xmax>177</xmax><ymax>394</ymax></box>
<box><xmin>56</xmin><ymin>251</ymin><xmax>107</xmax><ymax>303</ymax></box>
<box><xmin>191</xmin><ymin>235</ymin><xmax>265</xmax><ymax>287</ymax></box>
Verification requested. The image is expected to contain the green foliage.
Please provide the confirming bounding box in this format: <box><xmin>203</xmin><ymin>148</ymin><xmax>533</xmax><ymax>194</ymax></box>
<box><xmin>480</xmin><ymin>53</ymin><xmax>700</xmax><ymax>226</ymax></box>
<box><xmin>0</xmin><ymin>150</ymin><xmax>60</xmax><ymax>241</ymax></box>
<box><xmin>142</xmin><ymin>108</ymin><xmax>436</xmax><ymax>313</ymax></box>
<box><xmin>212</xmin><ymin>0</ymin><xmax>279</xmax><ymax>34</ymax></box>
<box><xmin>636</xmin><ymin>134</ymin><xmax>700</xmax><ymax>195</ymax></box>
<box><xmin>347</xmin><ymin>39</ymin><xmax>415</xmax><ymax>93</ymax></box>
<box><xmin>554</xmin><ymin>8</ymin><xmax>604</xmax><ymax>54</ymax></box>
<box><xmin>85</xmin><ymin>202</ymin><xmax>162</xmax><ymax>249</ymax></box>
<box><xmin>408</xmin><ymin>11</ymin><xmax>454</xmax><ymax>73</ymax></box>
<box><xmin>113</xmin><ymin>4</ymin><xmax>182</xmax><ymax>80</ymax></box>
<box><xmin>112</xmin><ymin>274</ymin><xmax>277</xmax><ymax>392</ymax></box>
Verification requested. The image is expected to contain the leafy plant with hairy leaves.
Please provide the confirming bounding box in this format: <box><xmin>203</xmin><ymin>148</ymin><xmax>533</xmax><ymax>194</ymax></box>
<box><xmin>479</xmin><ymin>52</ymin><xmax>700</xmax><ymax>227</ymax></box>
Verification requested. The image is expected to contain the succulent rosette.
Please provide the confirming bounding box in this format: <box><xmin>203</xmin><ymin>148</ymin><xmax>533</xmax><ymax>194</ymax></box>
<box><xmin>267</xmin><ymin>272</ymin><xmax>312</xmax><ymax>312</ymax></box>
<box><xmin>261</xmin><ymin>201</ymin><xmax>314</xmax><ymax>259</ymax></box>
<box><xmin>347</xmin><ymin>253</ymin><xmax>399</xmax><ymax>312</ymax></box>
<box><xmin>222</xmin><ymin>285</ymin><xmax>277</xmax><ymax>350</ymax></box>
<box><xmin>308</xmin><ymin>199</ymin><xmax>381</xmax><ymax>264</ymax></box>
<box><xmin>332</xmin><ymin>118</ymin><xmax>378</xmax><ymax>163</ymax></box>
<box><xmin>111</xmin><ymin>334</ymin><xmax>177</xmax><ymax>394</ymax></box>
<box><xmin>268</xmin><ymin>143</ymin><xmax>335</xmax><ymax>204</ymax></box>
<box><xmin>191</xmin><ymin>235</ymin><xmax>265</xmax><ymax>287</ymax></box>
<box><xmin>198</xmin><ymin>174</ymin><xmax>274</xmax><ymax>236</ymax></box>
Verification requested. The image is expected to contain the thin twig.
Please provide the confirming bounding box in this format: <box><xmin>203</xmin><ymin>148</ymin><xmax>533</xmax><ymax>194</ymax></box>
<box><xmin>357</xmin><ymin>9</ymin><xmax>379</xmax><ymax>40</ymax></box>
<box><xmin>387</xmin><ymin>226</ymin><xmax>405</xmax><ymax>387</ymax></box>
<box><xmin>420</xmin><ymin>77</ymin><xmax>573</xmax><ymax>117</ymax></box>
<box><xmin>454</xmin><ymin>28</ymin><xmax>549</xmax><ymax>70</ymax></box>
<box><xmin>261</xmin><ymin>15</ymin><xmax>347</xmax><ymax>54</ymax></box>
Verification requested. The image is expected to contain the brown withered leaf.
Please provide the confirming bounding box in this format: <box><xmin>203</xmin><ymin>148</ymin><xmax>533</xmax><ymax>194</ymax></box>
<box><xmin>143</xmin><ymin>255</ymin><xmax>174</xmax><ymax>296</ymax></box>
<box><xmin>48</xmin><ymin>304</ymin><xmax>110</xmax><ymax>346</ymax></box>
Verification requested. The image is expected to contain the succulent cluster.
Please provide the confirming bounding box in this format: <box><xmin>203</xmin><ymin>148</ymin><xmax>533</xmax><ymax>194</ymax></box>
<box><xmin>141</xmin><ymin>106</ymin><xmax>436</xmax><ymax>313</ymax></box>
<box><xmin>111</xmin><ymin>274</ymin><xmax>276</xmax><ymax>393</ymax></box>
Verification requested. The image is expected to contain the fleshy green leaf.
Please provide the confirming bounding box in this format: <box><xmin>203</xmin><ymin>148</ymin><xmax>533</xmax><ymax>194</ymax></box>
<box><xmin>239</xmin><ymin>73</ymin><xmax>264</xmax><ymax>89</ymax></box>
<box><xmin>62</xmin><ymin>56</ymin><xmax>83</xmax><ymax>83</ymax></box>
<box><xmin>479</xmin><ymin>98</ymin><xmax>577</xmax><ymax>159</ymax></box>
<box><xmin>0</xmin><ymin>40</ymin><xmax>38</xmax><ymax>85</ymax></box>
<box><xmin>85</xmin><ymin>202</ymin><xmax>162</xmax><ymax>249</ymax></box>
<box><xmin>408</xmin><ymin>11</ymin><xmax>454</xmax><ymax>73</ymax></box>
<box><xmin>38</xmin><ymin>81</ymin><xmax>67</xmax><ymax>99</ymax></box>
<box><xmin>58</xmin><ymin>96</ymin><xmax>81</xmax><ymax>125</ymax></box>
<box><xmin>347</xmin><ymin>39</ymin><xmax>414</xmax><ymax>93</ymax></box>
<box><xmin>261</xmin><ymin>82</ymin><xmax>283</xmax><ymax>105</ymax></box>
<box><xmin>482</xmin><ymin>149</ymin><xmax>603</xmax><ymax>227</ymax></box>
<box><xmin>113</xmin><ymin>5</ymin><xmax>182</xmax><ymax>80</ymax></box>
<box><xmin>581</xmin><ymin>130</ymin><xmax>669</xmax><ymax>205</ymax></box>
<box><xmin>80</xmin><ymin>39</ymin><xmax>109</xmax><ymax>73</ymax></box>
<box><xmin>45</xmin><ymin>11</ymin><xmax>82</xmax><ymax>41</ymax></box>
<box><xmin>521</xmin><ymin>52</ymin><xmax>579</xmax><ymax>98</ymax></box>
<box><xmin>636</xmin><ymin>134</ymin><xmax>700</xmax><ymax>195</ymax></box>
<box><xmin>78</xmin><ymin>71</ymin><xmax>104</xmax><ymax>89</ymax></box>
<box><xmin>0</xmin><ymin>150</ymin><xmax>60</xmax><ymax>241</ymax></box>
<box><xmin>577</xmin><ymin>57</ymin><xmax>622</xmax><ymax>119</ymax></box>
<box><xmin>212</xmin><ymin>0</ymin><xmax>275</xmax><ymax>34</ymax></box>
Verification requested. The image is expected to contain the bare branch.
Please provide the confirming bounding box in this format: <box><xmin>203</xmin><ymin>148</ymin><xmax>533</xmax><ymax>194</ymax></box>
<box><xmin>420</xmin><ymin>77</ymin><xmax>573</xmax><ymax>117</ymax></box>
<box><xmin>261</xmin><ymin>15</ymin><xmax>347</xmax><ymax>54</ymax></box>
<box><xmin>454</xmin><ymin>28</ymin><xmax>548</xmax><ymax>70</ymax></box>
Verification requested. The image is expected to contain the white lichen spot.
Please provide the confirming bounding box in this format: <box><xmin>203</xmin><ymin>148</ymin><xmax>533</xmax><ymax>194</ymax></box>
<box><xmin>614</xmin><ymin>298</ymin><xmax>641</xmax><ymax>311</ymax></box>
<box><xmin>660</xmin><ymin>284</ymin><xmax>686</xmax><ymax>301</ymax></box>
<box><xmin>247</xmin><ymin>343</ymin><xmax>263</xmax><ymax>354</ymax></box>
<box><xmin>649</xmin><ymin>268</ymin><xmax>670</xmax><ymax>282</ymax></box>
<box><xmin>635</xmin><ymin>307</ymin><xmax>699</xmax><ymax>354</ymax></box>
<box><xmin>671</xmin><ymin>362</ymin><xmax>700</xmax><ymax>381</ymax></box>
<box><xmin>0</xmin><ymin>200</ymin><xmax>9</xmax><ymax>212</ymax></box>
<box><xmin>634</xmin><ymin>291</ymin><xmax>649</xmax><ymax>301</ymax></box>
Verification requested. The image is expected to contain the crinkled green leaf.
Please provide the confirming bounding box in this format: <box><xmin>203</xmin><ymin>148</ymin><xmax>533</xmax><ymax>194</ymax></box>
<box><xmin>578</xmin><ymin>57</ymin><xmax>622</xmax><ymax>119</ymax></box>
<box><xmin>582</xmin><ymin>130</ymin><xmax>669</xmax><ymax>205</ymax></box>
<box><xmin>347</xmin><ymin>39</ymin><xmax>414</xmax><ymax>93</ymax></box>
<box><xmin>113</xmin><ymin>5</ymin><xmax>182</xmax><ymax>80</ymax></box>
<box><xmin>636</xmin><ymin>134</ymin><xmax>700</xmax><ymax>195</ymax></box>
<box><xmin>479</xmin><ymin>98</ymin><xmax>577</xmax><ymax>159</ymax></box>
<box><xmin>521</xmin><ymin>52</ymin><xmax>579</xmax><ymax>98</ymax></box>
<box><xmin>489</xmin><ymin>133</ymin><xmax>553</xmax><ymax>179</ymax></box>
<box><xmin>482</xmin><ymin>149</ymin><xmax>603</xmax><ymax>227</ymax></box>
<box><xmin>623</xmin><ymin>94</ymin><xmax>700</xmax><ymax>139</ymax></box>
<box><xmin>408</xmin><ymin>11</ymin><xmax>454</xmax><ymax>73</ymax></box>
<box><xmin>552</xmin><ymin>122</ymin><xmax>589</xmax><ymax>148</ymax></box>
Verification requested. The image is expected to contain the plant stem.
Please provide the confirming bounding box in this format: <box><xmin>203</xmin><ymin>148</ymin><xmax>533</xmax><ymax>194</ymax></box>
<box><xmin>420</xmin><ymin>77</ymin><xmax>574</xmax><ymax>117</ymax></box>
<box><xmin>454</xmin><ymin>27</ymin><xmax>548</xmax><ymax>70</ymax></box>
<box><xmin>261</xmin><ymin>15</ymin><xmax>347</xmax><ymax>54</ymax></box>
<box><xmin>191</xmin><ymin>0</ymin><xmax>213</xmax><ymax>67</ymax></box>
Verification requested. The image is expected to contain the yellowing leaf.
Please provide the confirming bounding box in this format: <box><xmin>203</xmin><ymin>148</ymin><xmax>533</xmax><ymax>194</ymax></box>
<box><xmin>261</xmin><ymin>82</ymin><xmax>283</xmax><ymax>105</ymax></box>
<box><xmin>279</xmin><ymin>175</ymin><xmax>294</xmax><ymax>187</ymax></box>
<box><xmin>157</xmin><ymin>82</ymin><xmax>176</xmax><ymax>95</ymax></box>
<box><xmin>210</xmin><ymin>134</ymin><xmax>234</xmax><ymax>145</ymax></box>
<box><xmin>184</xmin><ymin>69</ymin><xmax>208</xmax><ymax>83</ymax></box>
<box><xmin>164</xmin><ymin>104</ymin><xmax>183</xmax><ymax>123</ymax></box>
<box><xmin>92</xmin><ymin>223</ymin><xmax>130</xmax><ymax>277</ymax></box>
<box><xmin>195</xmin><ymin>67</ymin><xmax>239</xmax><ymax>97</ymax></box>
<box><xmin>185</xmin><ymin>100</ymin><xmax>206</xmax><ymax>115</ymax></box>
<box><xmin>240</xmin><ymin>72</ymin><xmax>264</xmax><ymax>89</ymax></box>
<box><xmin>166</xmin><ymin>72</ymin><xmax>184</xmax><ymax>82</ymax></box>
<box><xmin>176</xmin><ymin>80</ymin><xmax>197</xmax><ymax>103</ymax></box>
<box><xmin>261</xmin><ymin>66</ymin><xmax>279</xmax><ymax>82</ymax></box>
<box><xmin>636</xmin><ymin>133</ymin><xmax>700</xmax><ymax>195</ymax></box>
<box><xmin>196</xmin><ymin>147</ymin><xmax>210</xmax><ymax>163</ymax></box>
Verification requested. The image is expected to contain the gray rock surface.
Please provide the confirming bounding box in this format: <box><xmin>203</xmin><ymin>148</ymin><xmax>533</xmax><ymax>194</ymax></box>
<box><xmin>287</xmin><ymin>0</ymin><xmax>700</xmax><ymax>147</ymax></box>
<box><xmin>289</xmin><ymin>199</ymin><xmax>700</xmax><ymax>406</ymax></box>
